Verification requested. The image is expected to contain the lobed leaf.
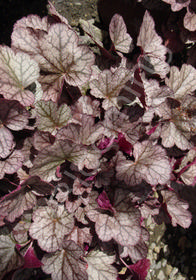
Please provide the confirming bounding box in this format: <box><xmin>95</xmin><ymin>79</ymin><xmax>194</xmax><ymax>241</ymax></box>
<box><xmin>87</xmin><ymin>201</ymin><xmax>141</xmax><ymax>247</ymax></box>
<box><xmin>142</xmin><ymin>77</ymin><xmax>173</xmax><ymax>107</ymax></box>
<box><xmin>180</xmin><ymin>164</ymin><xmax>196</xmax><ymax>186</ymax></box>
<box><xmin>29</xmin><ymin>203</ymin><xmax>74</xmax><ymax>252</ymax></box>
<box><xmin>35</xmin><ymin>100</ymin><xmax>72</xmax><ymax>134</ymax></box>
<box><xmin>161</xmin><ymin>190</ymin><xmax>192</xmax><ymax>228</ymax></box>
<box><xmin>66</xmin><ymin>226</ymin><xmax>92</xmax><ymax>248</ymax></box>
<box><xmin>0</xmin><ymin>46</ymin><xmax>39</xmax><ymax>106</ymax></box>
<box><xmin>86</xmin><ymin>250</ymin><xmax>118</xmax><ymax>280</ymax></box>
<box><xmin>0</xmin><ymin>232</ymin><xmax>24</xmax><ymax>279</ymax></box>
<box><xmin>103</xmin><ymin>106</ymin><xmax>141</xmax><ymax>145</ymax></box>
<box><xmin>33</xmin><ymin>130</ymin><xmax>55</xmax><ymax>151</ymax></box>
<box><xmin>0</xmin><ymin>99</ymin><xmax>30</xmax><ymax>131</ymax></box>
<box><xmin>137</xmin><ymin>11</ymin><xmax>169</xmax><ymax>78</ymax></box>
<box><xmin>38</xmin><ymin>23</ymin><xmax>94</xmax><ymax>85</ymax></box>
<box><xmin>41</xmin><ymin>240</ymin><xmax>88</xmax><ymax>280</ymax></box>
<box><xmin>165</xmin><ymin>64</ymin><xmax>196</xmax><ymax>100</ymax></box>
<box><xmin>120</xmin><ymin>228</ymin><xmax>149</xmax><ymax>262</ymax></box>
<box><xmin>116</xmin><ymin>141</ymin><xmax>171</xmax><ymax>185</ymax></box>
<box><xmin>90</xmin><ymin>67</ymin><xmax>133</xmax><ymax>110</ymax></box>
<box><xmin>0</xmin><ymin>185</ymin><xmax>36</xmax><ymax>224</ymax></box>
<box><xmin>0</xmin><ymin>150</ymin><xmax>24</xmax><ymax>180</ymax></box>
<box><xmin>71</xmin><ymin>95</ymin><xmax>100</xmax><ymax>122</ymax></box>
<box><xmin>30</xmin><ymin>140</ymin><xmax>84</xmax><ymax>181</ymax></box>
<box><xmin>12</xmin><ymin>213</ymin><xmax>32</xmax><ymax>244</ymax></box>
<box><xmin>160</xmin><ymin>121</ymin><xmax>192</xmax><ymax>150</ymax></box>
<box><xmin>57</xmin><ymin>115</ymin><xmax>104</xmax><ymax>145</ymax></box>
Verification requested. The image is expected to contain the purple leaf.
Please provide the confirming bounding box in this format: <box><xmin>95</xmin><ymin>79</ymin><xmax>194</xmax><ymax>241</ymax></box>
<box><xmin>0</xmin><ymin>99</ymin><xmax>30</xmax><ymax>131</ymax></box>
<box><xmin>11</xmin><ymin>14</ymin><xmax>48</xmax><ymax>56</ymax></box>
<box><xmin>86</xmin><ymin>250</ymin><xmax>118</xmax><ymax>280</ymax></box>
<box><xmin>97</xmin><ymin>191</ymin><xmax>115</xmax><ymax>212</ymax></box>
<box><xmin>12</xmin><ymin>14</ymin><xmax>48</xmax><ymax>33</ymax></box>
<box><xmin>180</xmin><ymin>164</ymin><xmax>196</xmax><ymax>186</ymax></box>
<box><xmin>0</xmin><ymin>46</ymin><xmax>39</xmax><ymax>106</ymax></box>
<box><xmin>117</xmin><ymin>133</ymin><xmax>133</xmax><ymax>154</ymax></box>
<box><xmin>72</xmin><ymin>178</ymin><xmax>92</xmax><ymax>196</ymax></box>
<box><xmin>29</xmin><ymin>202</ymin><xmax>74</xmax><ymax>252</ymax></box>
<box><xmin>161</xmin><ymin>190</ymin><xmax>192</xmax><ymax>228</ymax></box>
<box><xmin>0</xmin><ymin>231</ymin><xmax>24</xmax><ymax>279</ymax></box>
<box><xmin>129</xmin><ymin>67</ymin><xmax>146</xmax><ymax>108</ymax></box>
<box><xmin>139</xmin><ymin>197</ymin><xmax>160</xmax><ymax>219</ymax></box>
<box><xmin>35</xmin><ymin>100</ymin><xmax>72</xmax><ymax>135</ymax></box>
<box><xmin>0</xmin><ymin>185</ymin><xmax>36</xmax><ymax>224</ymax></box>
<box><xmin>129</xmin><ymin>258</ymin><xmax>151</xmax><ymax>280</ymax></box>
<box><xmin>0</xmin><ymin>150</ymin><xmax>24</xmax><ymax>180</ymax></box>
<box><xmin>116</xmin><ymin>141</ymin><xmax>171</xmax><ymax>185</ymax></box>
<box><xmin>41</xmin><ymin>240</ymin><xmax>88</xmax><ymax>280</ymax></box>
<box><xmin>109</xmin><ymin>14</ymin><xmax>132</xmax><ymax>53</ymax></box>
<box><xmin>39</xmin><ymin>74</ymin><xmax>64</xmax><ymax>103</ymax></box>
<box><xmin>0</xmin><ymin>99</ymin><xmax>30</xmax><ymax>159</ymax></box>
<box><xmin>23</xmin><ymin>243</ymin><xmax>43</xmax><ymax>269</ymax></box>
<box><xmin>137</xmin><ymin>11</ymin><xmax>170</xmax><ymax>78</ymax></box>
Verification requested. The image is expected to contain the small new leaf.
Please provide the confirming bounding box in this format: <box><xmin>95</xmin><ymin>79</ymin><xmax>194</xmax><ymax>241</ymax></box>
<box><xmin>35</xmin><ymin>100</ymin><xmax>72</xmax><ymax>134</ymax></box>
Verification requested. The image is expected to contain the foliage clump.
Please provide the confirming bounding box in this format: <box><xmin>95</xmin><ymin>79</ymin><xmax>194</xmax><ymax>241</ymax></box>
<box><xmin>0</xmin><ymin>1</ymin><xmax>195</xmax><ymax>279</ymax></box>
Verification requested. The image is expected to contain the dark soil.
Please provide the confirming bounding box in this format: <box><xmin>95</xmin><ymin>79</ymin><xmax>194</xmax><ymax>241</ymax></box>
<box><xmin>0</xmin><ymin>0</ymin><xmax>48</xmax><ymax>46</ymax></box>
<box><xmin>51</xmin><ymin>0</ymin><xmax>99</xmax><ymax>26</ymax></box>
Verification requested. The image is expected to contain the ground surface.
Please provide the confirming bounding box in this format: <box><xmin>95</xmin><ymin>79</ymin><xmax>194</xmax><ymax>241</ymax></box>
<box><xmin>51</xmin><ymin>0</ymin><xmax>99</xmax><ymax>26</ymax></box>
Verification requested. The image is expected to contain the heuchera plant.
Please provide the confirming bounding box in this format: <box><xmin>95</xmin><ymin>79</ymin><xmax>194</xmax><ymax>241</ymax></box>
<box><xmin>0</xmin><ymin>1</ymin><xmax>195</xmax><ymax>279</ymax></box>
